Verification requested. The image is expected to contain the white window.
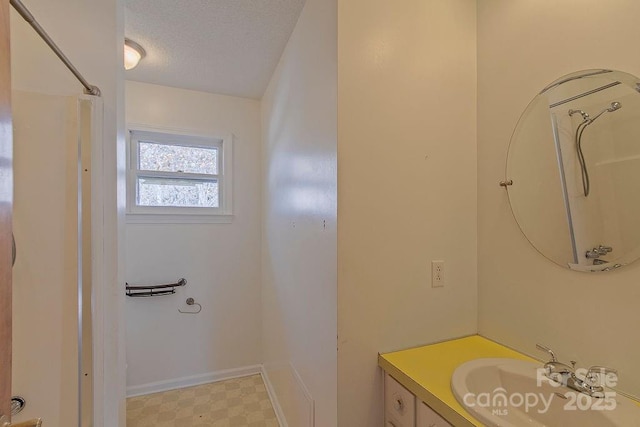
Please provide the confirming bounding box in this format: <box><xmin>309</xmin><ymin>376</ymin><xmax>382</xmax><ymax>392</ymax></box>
<box><xmin>127</xmin><ymin>128</ymin><xmax>232</xmax><ymax>222</ymax></box>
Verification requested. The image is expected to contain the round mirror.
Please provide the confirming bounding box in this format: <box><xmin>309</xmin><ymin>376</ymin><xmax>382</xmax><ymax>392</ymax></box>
<box><xmin>506</xmin><ymin>69</ymin><xmax>640</xmax><ymax>272</ymax></box>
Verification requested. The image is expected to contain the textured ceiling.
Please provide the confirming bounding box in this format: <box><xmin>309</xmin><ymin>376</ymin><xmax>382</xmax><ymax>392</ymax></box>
<box><xmin>124</xmin><ymin>0</ymin><xmax>306</xmax><ymax>99</ymax></box>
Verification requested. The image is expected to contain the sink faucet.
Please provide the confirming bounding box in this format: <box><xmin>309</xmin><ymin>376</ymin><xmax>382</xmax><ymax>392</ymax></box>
<box><xmin>536</xmin><ymin>344</ymin><xmax>617</xmax><ymax>398</ymax></box>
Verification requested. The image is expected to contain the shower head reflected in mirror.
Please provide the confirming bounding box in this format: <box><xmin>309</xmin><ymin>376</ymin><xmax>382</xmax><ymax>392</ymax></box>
<box><xmin>588</xmin><ymin>101</ymin><xmax>622</xmax><ymax>124</ymax></box>
<box><xmin>609</xmin><ymin>101</ymin><xmax>622</xmax><ymax>111</ymax></box>
<box><xmin>570</xmin><ymin>101</ymin><xmax>623</xmax><ymax>197</ymax></box>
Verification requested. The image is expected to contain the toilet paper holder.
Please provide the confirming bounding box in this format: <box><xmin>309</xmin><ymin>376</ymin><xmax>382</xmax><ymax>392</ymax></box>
<box><xmin>178</xmin><ymin>297</ymin><xmax>202</xmax><ymax>314</ymax></box>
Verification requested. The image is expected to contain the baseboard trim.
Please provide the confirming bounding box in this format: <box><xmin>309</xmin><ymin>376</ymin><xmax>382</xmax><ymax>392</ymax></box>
<box><xmin>261</xmin><ymin>366</ymin><xmax>288</xmax><ymax>427</ymax></box>
<box><xmin>260</xmin><ymin>363</ymin><xmax>314</xmax><ymax>427</ymax></box>
<box><xmin>290</xmin><ymin>363</ymin><xmax>315</xmax><ymax>427</ymax></box>
<box><xmin>126</xmin><ymin>365</ymin><xmax>262</xmax><ymax>397</ymax></box>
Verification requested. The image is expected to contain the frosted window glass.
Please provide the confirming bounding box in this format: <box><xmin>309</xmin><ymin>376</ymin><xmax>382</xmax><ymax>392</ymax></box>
<box><xmin>139</xmin><ymin>142</ymin><xmax>218</xmax><ymax>174</ymax></box>
<box><xmin>137</xmin><ymin>177</ymin><xmax>219</xmax><ymax>208</ymax></box>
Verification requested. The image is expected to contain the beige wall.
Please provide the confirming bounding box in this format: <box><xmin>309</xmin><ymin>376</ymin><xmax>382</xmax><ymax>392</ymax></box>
<box><xmin>478</xmin><ymin>0</ymin><xmax>640</xmax><ymax>398</ymax></box>
<box><xmin>12</xmin><ymin>91</ymin><xmax>79</xmax><ymax>426</ymax></box>
<box><xmin>124</xmin><ymin>81</ymin><xmax>262</xmax><ymax>392</ymax></box>
<box><xmin>337</xmin><ymin>0</ymin><xmax>478</xmax><ymax>425</ymax></box>
<box><xmin>260</xmin><ymin>0</ymin><xmax>337</xmax><ymax>425</ymax></box>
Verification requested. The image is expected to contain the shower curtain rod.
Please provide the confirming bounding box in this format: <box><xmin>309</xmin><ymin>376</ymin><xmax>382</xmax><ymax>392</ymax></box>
<box><xmin>10</xmin><ymin>0</ymin><xmax>101</xmax><ymax>96</ymax></box>
<box><xmin>548</xmin><ymin>81</ymin><xmax>621</xmax><ymax>109</ymax></box>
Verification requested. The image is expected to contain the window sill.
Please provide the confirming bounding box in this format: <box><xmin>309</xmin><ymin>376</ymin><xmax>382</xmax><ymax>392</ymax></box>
<box><xmin>126</xmin><ymin>213</ymin><xmax>234</xmax><ymax>224</ymax></box>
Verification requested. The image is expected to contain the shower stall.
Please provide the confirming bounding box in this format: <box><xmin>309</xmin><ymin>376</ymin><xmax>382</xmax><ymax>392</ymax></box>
<box><xmin>6</xmin><ymin>0</ymin><xmax>103</xmax><ymax>425</ymax></box>
<box><xmin>11</xmin><ymin>92</ymin><xmax>101</xmax><ymax>427</ymax></box>
<box><xmin>547</xmin><ymin>71</ymin><xmax>640</xmax><ymax>268</ymax></box>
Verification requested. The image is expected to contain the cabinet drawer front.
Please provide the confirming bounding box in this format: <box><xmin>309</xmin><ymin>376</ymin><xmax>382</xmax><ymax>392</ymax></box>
<box><xmin>384</xmin><ymin>373</ymin><xmax>416</xmax><ymax>426</ymax></box>
<box><xmin>416</xmin><ymin>401</ymin><xmax>452</xmax><ymax>427</ymax></box>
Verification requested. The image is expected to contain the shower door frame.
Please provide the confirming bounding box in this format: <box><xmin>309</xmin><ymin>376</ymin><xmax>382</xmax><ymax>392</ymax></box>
<box><xmin>550</xmin><ymin>112</ymin><xmax>580</xmax><ymax>264</ymax></box>
<box><xmin>78</xmin><ymin>95</ymin><xmax>105</xmax><ymax>427</ymax></box>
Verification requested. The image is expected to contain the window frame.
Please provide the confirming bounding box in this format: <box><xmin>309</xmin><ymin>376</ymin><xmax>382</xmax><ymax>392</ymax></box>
<box><xmin>126</xmin><ymin>126</ymin><xmax>233</xmax><ymax>223</ymax></box>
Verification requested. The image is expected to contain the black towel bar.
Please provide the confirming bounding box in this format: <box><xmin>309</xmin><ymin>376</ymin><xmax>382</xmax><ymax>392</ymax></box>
<box><xmin>125</xmin><ymin>278</ymin><xmax>187</xmax><ymax>297</ymax></box>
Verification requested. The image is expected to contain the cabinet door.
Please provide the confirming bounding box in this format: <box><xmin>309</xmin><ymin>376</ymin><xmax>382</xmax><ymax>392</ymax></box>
<box><xmin>384</xmin><ymin>373</ymin><xmax>416</xmax><ymax>427</ymax></box>
<box><xmin>416</xmin><ymin>401</ymin><xmax>452</xmax><ymax>427</ymax></box>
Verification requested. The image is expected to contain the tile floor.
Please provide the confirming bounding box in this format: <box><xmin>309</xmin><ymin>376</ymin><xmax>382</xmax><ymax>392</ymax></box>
<box><xmin>126</xmin><ymin>374</ymin><xmax>279</xmax><ymax>427</ymax></box>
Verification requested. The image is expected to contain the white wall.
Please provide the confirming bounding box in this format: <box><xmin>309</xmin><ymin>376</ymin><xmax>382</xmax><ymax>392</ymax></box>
<box><xmin>478</xmin><ymin>0</ymin><xmax>640</xmax><ymax>398</ymax></box>
<box><xmin>125</xmin><ymin>81</ymin><xmax>262</xmax><ymax>391</ymax></box>
<box><xmin>10</xmin><ymin>1</ymin><xmax>125</xmax><ymax>425</ymax></box>
<box><xmin>337</xmin><ymin>0</ymin><xmax>478</xmax><ymax>425</ymax></box>
<box><xmin>260</xmin><ymin>0</ymin><xmax>337</xmax><ymax>424</ymax></box>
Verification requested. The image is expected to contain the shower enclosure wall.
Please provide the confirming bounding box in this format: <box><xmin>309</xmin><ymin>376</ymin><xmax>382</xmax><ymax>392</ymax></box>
<box><xmin>4</xmin><ymin>0</ymin><xmax>109</xmax><ymax>424</ymax></box>
<box><xmin>11</xmin><ymin>91</ymin><xmax>100</xmax><ymax>427</ymax></box>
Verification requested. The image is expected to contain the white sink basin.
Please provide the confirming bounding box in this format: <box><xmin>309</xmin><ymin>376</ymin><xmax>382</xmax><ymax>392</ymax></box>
<box><xmin>451</xmin><ymin>358</ymin><xmax>640</xmax><ymax>427</ymax></box>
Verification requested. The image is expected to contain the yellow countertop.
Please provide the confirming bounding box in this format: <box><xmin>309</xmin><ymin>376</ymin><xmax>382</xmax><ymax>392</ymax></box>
<box><xmin>378</xmin><ymin>335</ymin><xmax>538</xmax><ymax>427</ymax></box>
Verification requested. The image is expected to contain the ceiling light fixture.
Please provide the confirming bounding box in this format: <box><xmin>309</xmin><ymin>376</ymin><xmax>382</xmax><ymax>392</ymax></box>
<box><xmin>124</xmin><ymin>38</ymin><xmax>146</xmax><ymax>70</ymax></box>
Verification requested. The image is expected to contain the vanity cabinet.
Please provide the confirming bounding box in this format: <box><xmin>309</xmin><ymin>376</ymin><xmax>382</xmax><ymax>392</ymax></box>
<box><xmin>384</xmin><ymin>373</ymin><xmax>452</xmax><ymax>427</ymax></box>
<box><xmin>416</xmin><ymin>401</ymin><xmax>452</xmax><ymax>427</ymax></box>
<box><xmin>385</xmin><ymin>373</ymin><xmax>415</xmax><ymax>426</ymax></box>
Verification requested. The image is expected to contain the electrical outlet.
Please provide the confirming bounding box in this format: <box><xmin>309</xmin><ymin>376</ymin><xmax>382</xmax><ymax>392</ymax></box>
<box><xmin>432</xmin><ymin>260</ymin><xmax>445</xmax><ymax>287</ymax></box>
